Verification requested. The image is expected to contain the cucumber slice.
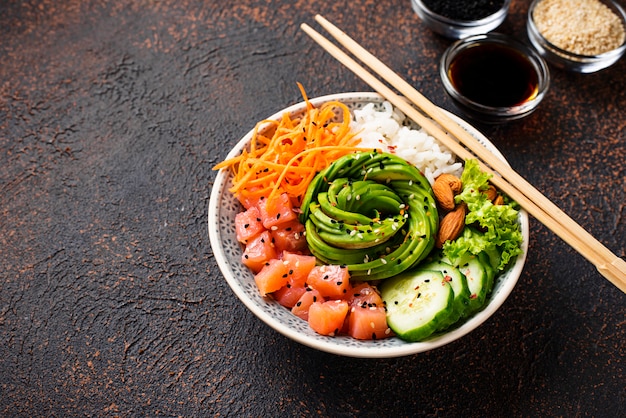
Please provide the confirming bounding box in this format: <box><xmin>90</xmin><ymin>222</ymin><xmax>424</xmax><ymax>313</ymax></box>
<box><xmin>482</xmin><ymin>246</ymin><xmax>502</xmax><ymax>272</ymax></box>
<box><xmin>380</xmin><ymin>269</ymin><xmax>454</xmax><ymax>342</ymax></box>
<box><xmin>477</xmin><ymin>251</ymin><xmax>496</xmax><ymax>295</ymax></box>
<box><xmin>419</xmin><ymin>260</ymin><xmax>471</xmax><ymax>331</ymax></box>
<box><xmin>456</xmin><ymin>255</ymin><xmax>488</xmax><ymax>313</ymax></box>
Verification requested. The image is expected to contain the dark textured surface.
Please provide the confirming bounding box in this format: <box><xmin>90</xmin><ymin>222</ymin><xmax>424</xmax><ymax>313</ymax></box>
<box><xmin>1</xmin><ymin>0</ymin><xmax>624</xmax><ymax>416</ymax></box>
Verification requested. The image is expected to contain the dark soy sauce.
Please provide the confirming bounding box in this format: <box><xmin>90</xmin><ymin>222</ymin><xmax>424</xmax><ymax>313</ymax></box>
<box><xmin>448</xmin><ymin>43</ymin><xmax>539</xmax><ymax>108</ymax></box>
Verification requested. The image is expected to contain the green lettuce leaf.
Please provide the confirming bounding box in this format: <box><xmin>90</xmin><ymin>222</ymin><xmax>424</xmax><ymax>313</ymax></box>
<box><xmin>443</xmin><ymin>159</ymin><xmax>523</xmax><ymax>271</ymax></box>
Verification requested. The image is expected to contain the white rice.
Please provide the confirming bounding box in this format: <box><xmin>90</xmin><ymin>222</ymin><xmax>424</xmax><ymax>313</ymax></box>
<box><xmin>351</xmin><ymin>101</ymin><xmax>463</xmax><ymax>185</ymax></box>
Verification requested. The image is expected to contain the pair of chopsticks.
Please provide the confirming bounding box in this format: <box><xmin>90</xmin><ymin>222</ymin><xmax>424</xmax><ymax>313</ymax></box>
<box><xmin>300</xmin><ymin>15</ymin><xmax>626</xmax><ymax>294</ymax></box>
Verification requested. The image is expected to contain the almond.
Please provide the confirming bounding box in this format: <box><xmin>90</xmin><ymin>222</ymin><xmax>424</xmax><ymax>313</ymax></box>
<box><xmin>432</xmin><ymin>176</ymin><xmax>456</xmax><ymax>212</ymax></box>
<box><xmin>437</xmin><ymin>173</ymin><xmax>462</xmax><ymax>195</ymax></box>
<box><xmin>484</xmin><ymin>184</ymin><xmax>498</xmax><ymax>202</ymax></box>
<box><xmin>435</xmin><ymin>204</ymin><xmax>466</xmax><ymax>248</ymax></box>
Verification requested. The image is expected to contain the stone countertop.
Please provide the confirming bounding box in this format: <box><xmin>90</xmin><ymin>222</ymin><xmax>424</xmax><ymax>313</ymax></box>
<box><xmin>1</xmin><ymin>0</ymin><xmax>624</xmax><ymax>416</ymax></box>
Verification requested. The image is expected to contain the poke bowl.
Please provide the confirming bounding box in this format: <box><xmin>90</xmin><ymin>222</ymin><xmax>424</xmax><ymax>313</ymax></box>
<box><xmin>208</xmin><ymin>92</ymin><xmax>529</xmax><ymax>358</ymax></box>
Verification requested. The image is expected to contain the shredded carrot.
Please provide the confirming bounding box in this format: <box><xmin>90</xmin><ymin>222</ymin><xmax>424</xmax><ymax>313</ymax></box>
<box><xmin>213</xmin><ymin>84</ymin><xmax>368</xmax><ymax>209</ymax></box>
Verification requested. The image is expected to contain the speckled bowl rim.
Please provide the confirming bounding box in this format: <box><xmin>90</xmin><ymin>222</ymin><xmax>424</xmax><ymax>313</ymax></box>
<box><xmin>208</xmin><ymin>92</ymin><xmax>529</xmax><ymax>358</ymax></box>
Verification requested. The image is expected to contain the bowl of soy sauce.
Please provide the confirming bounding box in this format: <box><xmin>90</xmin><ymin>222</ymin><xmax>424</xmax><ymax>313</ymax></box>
<box><xmin>440</xmin><ymin>33</ymin><xmax>550</xmax><ymax>123</ymax></box>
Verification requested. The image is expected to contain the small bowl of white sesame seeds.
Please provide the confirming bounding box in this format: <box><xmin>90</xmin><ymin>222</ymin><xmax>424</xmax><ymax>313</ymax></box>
<box><xmin>527</xmin><ymin>0</ymin><xmax>626</xmax><ymax>73</ymax></box>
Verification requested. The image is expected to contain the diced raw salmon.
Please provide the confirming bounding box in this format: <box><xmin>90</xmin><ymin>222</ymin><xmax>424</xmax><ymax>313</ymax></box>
<box><xmin>308</xmin><ymin>300</ymin><xmax>350</xmax><ymax>336</ymax></box>
<box><xmin>271</xmin><ymin>219</ymin><xmax>308</xmax><ymax>254</ymax></box>
<box><xmin>306</xmin><ymin>265</ymin><xmax>352</xmax><ymax>299</ymax></box>
<box><xmin>253</xmin><ymin>258</ymin><xmax>291</xmax><ymax>297</ymax></box>
<box><xmin>235</xmin><ymin>206</ymin><xmax>265</xmax><ymax>244</ymax></box>
<box><xmin>242</xmin><ymin>230</ymin><xmax>277</xmax><ymax>273</ymax></box>
<box><xmin>347</xmin><ymin>305</ymin><xmax>391</xmax><ymax>340</ymax></box>
<box><xmin>291</xmin><ymin>289</ymin><xmax>323</xmax><ymax>321</ymax></box>
<box><xmin>272</xmin><ymin>253</ymin><xmax>317</xmax><ymax>308</ymax></box>
<box><xmin>347</xmin><ymin>282</ymin><xmax>384</xmax><ymax>309</ymax></box>
<box><xmin>258</xmin><ymin>192</ymin><xmax>298</xmax><ymax>229</ymax></box>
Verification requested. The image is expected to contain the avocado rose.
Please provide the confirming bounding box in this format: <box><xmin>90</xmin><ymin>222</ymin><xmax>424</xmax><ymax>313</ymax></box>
<box><xmin>299</xmin><ymin>151</ymin><xmax>439</xmax><ymax>281</ymax></box>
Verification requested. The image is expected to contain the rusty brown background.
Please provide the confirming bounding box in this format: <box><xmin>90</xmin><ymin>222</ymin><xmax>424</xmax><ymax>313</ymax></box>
<box><xmin>1</xmin><ymin>0</ymin><xmax>624</xmax><ymax>416</ymax></box>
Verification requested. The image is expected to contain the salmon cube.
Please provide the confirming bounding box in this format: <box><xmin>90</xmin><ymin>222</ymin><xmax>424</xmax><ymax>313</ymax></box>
<box><xmin>235</xmin><ymin>206</ymin><xmax>265</xmax><ymax>244</ymax></box>
<box><xmin>308</xmin><ymin>300</ymin><xmax>350</xmax><ymax>336</ymax></box>
<box><xmin>348</xmin><ymin>305</ymin><xmax>391</xmax><ymax>340</ymax></box>
<box><xmin>272</xmin><ymin>253</ymin><xmax>317</xmax><ymax>308</ymax></box>
<box><xmin>271</xmin><ymin>220</ymin><xmax>307</xmax><ymax>254</ymax></box>
<box><xmin>258</xmin><ymin>192</ymin><xmax>298</xmax><ymax>229</ymax></box>
<box><xmin>347</xmin><ymin>282</ymin><xmax>384</xmax><ymax>308</ymax></box>
<box><xmin>254</xmin><ymin>258</ymin><xmax>291</xmax><ymax>297</ymax></box>
<box><xmin>242</xmin><ymin>230</ymin><xmax>277</xmax><ymax>273</ymax></box>
<box><xmin>306</xmin><ymin>265</ymin><xmax>352</xmax><ymax>299</ymax></box>
<box><xmin>238</xmin><ymin>187</ymin><xmax>264</xmax><ymax>210</ymax></box>
<box><xmin>291</xmin><ymin>289</ymin><xmax>323</xmax><ymax>321</ymax></box>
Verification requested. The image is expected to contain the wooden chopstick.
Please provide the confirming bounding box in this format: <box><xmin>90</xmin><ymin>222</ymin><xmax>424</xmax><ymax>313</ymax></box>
<box><xmin>306</xmin><ymin>15</ymin><xmax>626</xmax><ymax>283</ymax></box>
<box><xmin>300</xmin><ymin>16</ymin><xmax>626</xmax><ymax>293</ymax></box>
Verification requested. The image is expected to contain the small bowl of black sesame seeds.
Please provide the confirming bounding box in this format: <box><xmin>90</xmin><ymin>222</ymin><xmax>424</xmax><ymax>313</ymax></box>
<box><xmin>411</xmin><ymin>0</ymin><xmax>512</xmax><ymax>39</ymax></box>
<box><xmin>527</xmin><ymin>0</ymin><xmax>626</xmax><ymax>73</ymax></box>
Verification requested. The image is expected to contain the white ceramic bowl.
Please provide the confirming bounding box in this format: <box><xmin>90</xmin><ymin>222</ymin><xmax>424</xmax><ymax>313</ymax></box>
<box><xmin>208</xmin><ymin>92</ymin><xmax>529</xmax><ymax>358</ymax></box>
